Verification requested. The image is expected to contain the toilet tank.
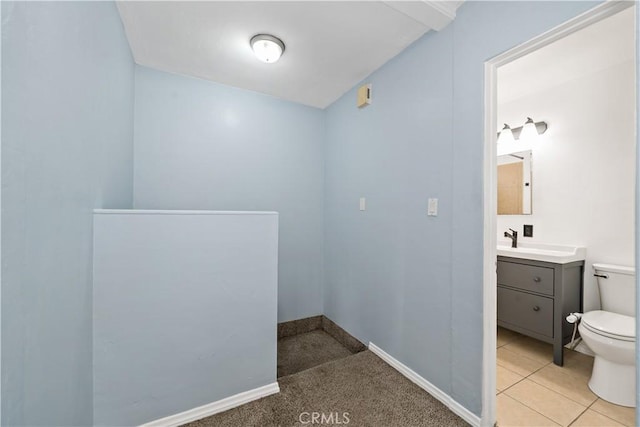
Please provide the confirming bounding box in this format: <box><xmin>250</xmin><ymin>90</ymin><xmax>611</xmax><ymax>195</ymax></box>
<box><xmin>594</xmin><ymin>263</ymin><xmax>636</xmax><ymax>317</ymax></box>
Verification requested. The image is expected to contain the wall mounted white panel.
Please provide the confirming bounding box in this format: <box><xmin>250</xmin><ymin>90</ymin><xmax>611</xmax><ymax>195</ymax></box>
<box><xmin>92</xmin><ymin>210</ymin><xmax>278</xmax><ymax>426</ymax></box>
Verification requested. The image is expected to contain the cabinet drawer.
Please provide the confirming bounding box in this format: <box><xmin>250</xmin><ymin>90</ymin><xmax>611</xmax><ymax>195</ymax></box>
<box><xmin>497</xmin><ymin>261</ymin><xmax>554</xmax><ymax>296</ymax></box>
<box><xmin>498</xmin><ymin>287</ymin><xmax>553</xmax><ymax>337</ymax></box>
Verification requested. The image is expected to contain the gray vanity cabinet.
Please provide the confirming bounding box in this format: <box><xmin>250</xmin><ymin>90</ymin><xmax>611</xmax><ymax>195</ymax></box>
<box><xmin>497</xmin><ymin>256</ymin><xmax>584</xmax><ymax>366</ymax></box>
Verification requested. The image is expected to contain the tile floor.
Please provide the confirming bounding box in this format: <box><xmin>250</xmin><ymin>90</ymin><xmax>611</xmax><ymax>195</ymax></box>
<box><xmin>496</xmin><ymin>327</ymin><xmax>636</xmax><ymax>427</ymax></box>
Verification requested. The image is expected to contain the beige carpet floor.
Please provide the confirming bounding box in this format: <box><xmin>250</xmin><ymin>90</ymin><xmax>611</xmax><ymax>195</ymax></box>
<box><xmin>185</xmin><ymin>350</ymin><xmax>468</xmax><ymax>427</ymax></box>
<box><xmin>277</xmin><ymin>330</ymin><xmax>355</xmax><ymax>377</ymax></box>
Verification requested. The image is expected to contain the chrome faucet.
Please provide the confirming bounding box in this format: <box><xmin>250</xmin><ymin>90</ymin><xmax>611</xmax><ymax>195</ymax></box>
<box><xmin>504</xmin><ymin>228</ymin><xmax>518</xmax><ymax>248</ymax></box>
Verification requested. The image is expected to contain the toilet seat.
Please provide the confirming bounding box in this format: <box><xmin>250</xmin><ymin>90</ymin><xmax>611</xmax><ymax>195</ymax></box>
<box><xmin>581</xmin><ymin>310</ymin><xmax>635</xmax><ymax>342</ymax></box>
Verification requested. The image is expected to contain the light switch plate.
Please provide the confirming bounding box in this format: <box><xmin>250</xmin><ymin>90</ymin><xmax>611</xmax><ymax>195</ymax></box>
<box><xmin>359</xmin><ymin>197</ymin><xmax>366</xmax><ymax>211</ymax></box>
<box><xmin>427</xmin><ymin>198</ymin><xmax>438</xmax><ymax>216</ymax></box>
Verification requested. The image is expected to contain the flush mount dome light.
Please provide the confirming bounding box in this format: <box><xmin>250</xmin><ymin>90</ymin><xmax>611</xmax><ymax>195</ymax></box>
<box><xmin>250</xmin><ymin>34</ymin><xmax>285</xmax><ymax>63</ymax></box>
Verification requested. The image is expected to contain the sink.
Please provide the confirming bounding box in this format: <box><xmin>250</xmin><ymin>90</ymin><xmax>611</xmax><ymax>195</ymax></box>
<box><xmin>497</xmin><ymin>241</ymin><xmax>586</xmax><ymax>264</ymax></box>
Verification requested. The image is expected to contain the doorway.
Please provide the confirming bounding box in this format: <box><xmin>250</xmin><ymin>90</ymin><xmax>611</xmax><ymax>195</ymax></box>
<box><xmin>482</xmin><ymin>2</ymin><xmax>637</xmax><ymax>426</ymax></box>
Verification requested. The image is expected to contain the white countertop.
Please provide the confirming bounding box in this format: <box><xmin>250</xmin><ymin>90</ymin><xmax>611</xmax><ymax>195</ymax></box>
<box><xmin>497</xmin><ymin>241</ymin><xmax>586</xmax><ymax>264</ymax></box>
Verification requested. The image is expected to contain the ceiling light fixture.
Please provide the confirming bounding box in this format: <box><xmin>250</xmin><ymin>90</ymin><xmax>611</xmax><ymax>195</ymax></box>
<box><xmin>250</xmin><ymin>34</ymin><xmax>285</xmax><ymax>63</ymax></box>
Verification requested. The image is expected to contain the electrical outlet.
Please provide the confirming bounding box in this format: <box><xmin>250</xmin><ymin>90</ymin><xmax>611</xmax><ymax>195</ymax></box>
<box><xmin>523</xmin><ymin>224</ymin><xmax>533</xmax><ymax>237</ymax></box>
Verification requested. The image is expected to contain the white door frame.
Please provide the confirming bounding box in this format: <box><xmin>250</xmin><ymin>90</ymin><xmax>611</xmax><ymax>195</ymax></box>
<box><xmin>481</xmin><ymin>2</ymin><xmax>636</xmax><ymax>425</ymax></box>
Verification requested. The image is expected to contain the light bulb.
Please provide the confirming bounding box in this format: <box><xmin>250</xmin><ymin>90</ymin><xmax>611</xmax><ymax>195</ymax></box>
<box><xmin>497</xmin><ymin>124</ymin><xmax>515</xmax><ymax>145</ymax></box>
<box><xmin>519</xmin><ymin>117</ymin><xmax>538</xmax><ymax>144</ymax></box>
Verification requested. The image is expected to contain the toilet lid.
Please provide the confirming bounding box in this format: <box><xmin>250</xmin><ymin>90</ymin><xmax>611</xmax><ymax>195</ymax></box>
<box><xmin>581</xmin><ymin>310</ymin><xmax>635</xmax><ymax>341</ymax></box>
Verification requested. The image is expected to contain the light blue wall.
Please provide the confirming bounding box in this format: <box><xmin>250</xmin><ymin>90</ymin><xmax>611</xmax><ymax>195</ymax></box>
<box><xmin>1</xmin><ymin>2</ymin><xmax>134</xmax><ymax>425</ymax></box>
<box><xmin>0</xmin><ymin>2</ymin><xmax>4</xmax><ymax>422</ymax></box>
<box><xmin>324</xmin><ymin>1</ymin><xmax>598</xmax><ymax>415</ymax></box>
<box><xmin>133</xmin><ymin>66</ymin><xmax>325</xmax><ymax>323</ymax></box>
<box><xmin>325</xmin><ymin>24</ymin><xmax>455</xmax><ymax>393</ymax></box>
<box><xmin>0</xmin><ymin>0</ymin><xmax>615</xmax><ymax>424</ymax></box>
<box><xmin>636</xmin><ymin>2</ymin><xmax>639</xmax><ymax>417</ymax></box>
<box><xmin>93</xmin><ymin>211</ymin><xmax>278</xmax><ymax>426</ymax></box>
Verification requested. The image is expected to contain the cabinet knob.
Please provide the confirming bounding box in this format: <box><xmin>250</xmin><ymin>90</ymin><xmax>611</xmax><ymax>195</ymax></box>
<box><xmin>533</xmin><ymin>276</ymin><xmax>541</xmax><ymax>283</ymax></box>
<box><xmin>533</xmin><ymin>306</ymin><xmax>540</xmax><ymax>312</ymax></box>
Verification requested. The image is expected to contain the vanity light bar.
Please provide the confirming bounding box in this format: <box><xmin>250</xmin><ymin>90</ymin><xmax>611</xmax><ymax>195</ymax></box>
<box><xmin>497</xmin><ymin>119</ymin><xmax>548</xmax><ymax>140</ymax></box>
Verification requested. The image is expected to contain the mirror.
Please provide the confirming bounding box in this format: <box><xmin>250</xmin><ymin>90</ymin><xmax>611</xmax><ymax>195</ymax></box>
<box><xmin>497</xmin><ymin>150</ymin><xmax>532</xmax><ymax>215</ymax></box>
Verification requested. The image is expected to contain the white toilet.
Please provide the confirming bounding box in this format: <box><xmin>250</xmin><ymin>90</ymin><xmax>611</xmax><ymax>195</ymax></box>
<box><xmin>578</xmin><ymin>263</ymin><xmax>636</xmax><ymax>407</ymax></box>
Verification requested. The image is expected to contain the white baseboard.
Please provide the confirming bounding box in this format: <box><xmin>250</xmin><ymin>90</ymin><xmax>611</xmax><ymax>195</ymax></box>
<box><xmin>140</xmin><ymin>382</ymin><xmax>280</xmax><ymax>427</ymax></box>
<box><xmin>368</xmin><ymin>343</ymin><xmax>481</xmax><ymax>427</ymax></box>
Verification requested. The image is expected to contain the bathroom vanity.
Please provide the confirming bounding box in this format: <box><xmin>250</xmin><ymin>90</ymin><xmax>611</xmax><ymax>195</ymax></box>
<box><xmin>497</xmin><ymin>243</ymin><xmax>585</xmax><ymax>366</ymax></box>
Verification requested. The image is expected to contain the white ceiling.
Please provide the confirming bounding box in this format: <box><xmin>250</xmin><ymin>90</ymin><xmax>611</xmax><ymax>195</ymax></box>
<box><xmin>498</xmin><ymin>6</ymin><xmax>635</xmax><ymax>106</ymax></box>
<box><xmin>117</xmin><ymin>1</ymin><xmax>463</xmax><ymax>109</ymax></box>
